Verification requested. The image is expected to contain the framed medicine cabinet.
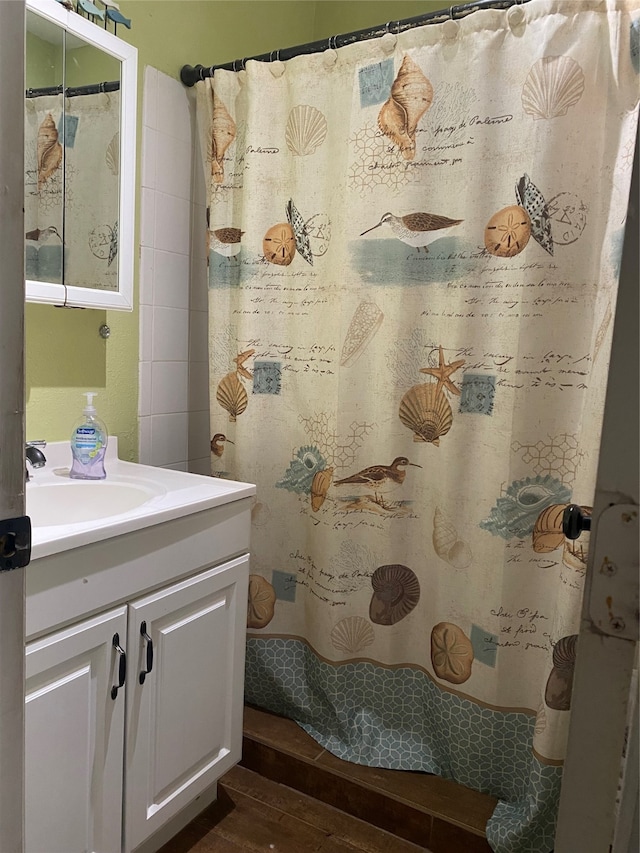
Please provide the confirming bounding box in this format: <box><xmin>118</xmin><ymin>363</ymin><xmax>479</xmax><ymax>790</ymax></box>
<box><xmin>25</xmin><ymin>0</ymin><xmax>137</xmax><ymax>310</ymax></box>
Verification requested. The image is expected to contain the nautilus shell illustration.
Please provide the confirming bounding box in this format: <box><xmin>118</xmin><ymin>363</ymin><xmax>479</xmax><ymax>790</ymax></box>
<box><xmin>263</xmin><ymin>222</ymin><xmax>296</xmax><ymax>266</ymax></box>
<box><xmin>106</xmin><ymin>132</ymin><xmax>119</xmax><ymax>176</ymax></box>
<box><xmin>545</xmin><ymin>634</ymin><xmax>578</xmax><ymax>710</ymax></box>
<box><xmin>480</xmin><ymin>475</ymin><xmax>571</xmax><ymax>540</ymax></box>
<box><xmin>340</xmin><ymin>301</ymin><xmax>384</xmax><ymax>367</ymax></box>
<box><xmin>369</xmin><ymin>564</ymin><xmax>420</xmax><ymax>626</ymax></box>
<box><xmin>430</xmin><ymin>622</ymin><xmax>474</xmax><ymax>685</ymax></box>
<box><xmin>216</xmin><ymin>371</ymin><xmax>248</xmax><ymax>422</ymax></box>
<box><xmin>399</xmin><ymin>383</ymin><xmax>453</xmax><ymax>446</ymax></box>
<box><xmin>378</xmin><ymin>55</ymin><xmax>433</xmax><ymax>161</ymax></box>
<box><xmin>433</xmin><ymin>508</ymin><xmax>472</xmax><ymax>569</ymax></box>
<box><xmin>532</xmin><ymin>503</ymin><xmax>569</xmax><ymax>553</ymax></box>
<box><xmin>211</xmin><ymin>93</ymin><xmax>236</xmax><ymax>184</ymax></box>
<box><xmin>515</xmin><ymin>174</ymin><xmax>554</xmax><ymax>256</ymax></box>
<box><xmin>310</xmin><ymin>467</ymin><xmax>333</xmax><ymax>511</ymax></box>
<box><xmin>37</xmin><ymin>113</ymin><xmax>63</xmax><ymax>191</ymax></box>
<box><xmin>522</xmin><ymin>55</ymin><xmax>585</xmax><ymax>121</ymax></box>
<box><xmin>330</xmin><ymin>616</ymin><xmax>375</xmax><ymax>655</ymax></box>
<box><xmin>247</xmin><ymin>574</ymin><xmax>276</xmax><ymax>629</ymax></box>
<box><xmin>285</xmin><ymin>105</ymin><xmax>328</xmax><ymax>156</ymax></box>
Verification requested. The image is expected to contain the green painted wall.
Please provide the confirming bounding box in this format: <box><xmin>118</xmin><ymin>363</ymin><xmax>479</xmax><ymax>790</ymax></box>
<box><xmin>25</xmin><ymin>0</ymin><xmax>445</xmax><ymax>462</ymax></box>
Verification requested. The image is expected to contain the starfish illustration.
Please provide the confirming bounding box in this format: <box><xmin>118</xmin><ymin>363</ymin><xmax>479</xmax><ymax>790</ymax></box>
<box><xmin>234</xmin><ymin>348</ymin><xmax>255</xmax><ymax>380</ymax></box>
<box><xmin>420</xmin><ymin>345</ymin><xmax>465</xmax><ymax>395</ymax></box>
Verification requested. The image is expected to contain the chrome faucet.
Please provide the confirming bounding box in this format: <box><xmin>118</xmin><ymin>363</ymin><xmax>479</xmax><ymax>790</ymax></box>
<box><xmin>25</xmin><ymin>441</ymin><xmax>47</xmax><ymax>481</ymax></box>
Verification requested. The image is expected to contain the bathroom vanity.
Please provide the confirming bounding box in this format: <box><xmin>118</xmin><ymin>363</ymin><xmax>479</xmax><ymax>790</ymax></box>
<box><xmin>25</xmin><ymin>442</ymin><xmax>255</xmax><ymax>853</ymax></box>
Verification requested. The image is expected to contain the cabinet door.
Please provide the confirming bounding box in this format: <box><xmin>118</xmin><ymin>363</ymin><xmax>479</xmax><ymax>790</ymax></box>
<box><xmin>25</xmin><ymin>606</ymin><xmax>128</xmax><ymax>853</ymax></box>
<box><xmin>125</xmin><ymin>555</ymin><xmax>249</xmax><ymax>852</ymax></box>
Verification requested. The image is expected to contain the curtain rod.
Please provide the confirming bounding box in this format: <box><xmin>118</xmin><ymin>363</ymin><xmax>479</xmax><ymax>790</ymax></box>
<box><xmin>180</xmin><ymin>0</ymin><xmax>530</xmax><ymax>86</ymax></box>
<box><xmin>25</xmin><ymin>80</ymin><xmax>120</xmax><ymax>99</ymax></box>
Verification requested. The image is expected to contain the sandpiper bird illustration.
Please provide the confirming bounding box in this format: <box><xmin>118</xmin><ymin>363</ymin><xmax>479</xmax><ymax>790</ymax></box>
<box><xmin>210</xmin><ymin>433</ymin><xmax>234</xmax><ymax>458</ymax></box>
<box><xmin>25</xmin><ymin>226</ymin><xmax>61</xmax><ymax>242</ymax></box>
<box><xmin>360</xmin><ymin>212</ymin><xmax>463</xmax><ymax>252</ymax></box>
<box><xmin>333</xmin><ymin>456</ymin><xmax>422</xmax><ymax>507</ymax></box>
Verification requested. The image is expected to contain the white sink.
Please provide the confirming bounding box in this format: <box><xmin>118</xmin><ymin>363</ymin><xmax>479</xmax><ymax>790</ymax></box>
<box><xmin>27</xmin><ymin>481</ymin><xmax>163</xmax><ymax>527</ymax></box>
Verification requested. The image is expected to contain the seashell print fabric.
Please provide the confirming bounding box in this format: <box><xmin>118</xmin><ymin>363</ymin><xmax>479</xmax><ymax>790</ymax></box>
<box><xmin>195</xmin><ymin>3</ymin><xmax>640</xmax><ymax>851</ymax></box>
<box><xmin>25</xmin><ymin>91</ymin><xmax>120</xmax><ymax>290</ymax></box>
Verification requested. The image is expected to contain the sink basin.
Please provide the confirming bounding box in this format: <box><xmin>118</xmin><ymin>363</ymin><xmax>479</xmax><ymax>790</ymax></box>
<box><xmin>27</xmin><ymin>481</ymin><xmax>162</xmax><ymax>527</ymax></box>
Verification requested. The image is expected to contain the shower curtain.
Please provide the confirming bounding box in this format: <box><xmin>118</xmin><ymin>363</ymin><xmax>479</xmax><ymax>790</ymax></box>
<box><xmin>196</xmin><ymin>1</ymin><xmax>639</xmax><ymax>850</ymax></box>
<box><xmin>25</xmin><ymin>90</ymin><xmax>120</xmax><ymax>289</ymax></box>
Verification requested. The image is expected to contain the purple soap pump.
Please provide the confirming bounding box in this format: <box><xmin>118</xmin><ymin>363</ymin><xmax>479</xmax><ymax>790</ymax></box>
<box><xmin>70</xmin><ymin>392</ymin><xmax>108</xmax><ymax>480</ymax></box>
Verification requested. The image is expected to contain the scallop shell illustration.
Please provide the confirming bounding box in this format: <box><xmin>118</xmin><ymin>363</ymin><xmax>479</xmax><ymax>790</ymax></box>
<box><xmin>37</xmin><ymin>113</ymin><xmax>63</xmax><ymax>191</ymax></box>
<box><xmin>522</xmin><ymin>55</ymin><xmax>585</xmax><ymax>120</ymax></box>
<box><xmin>286</xmin><ymin>199</ymin><xmax>313</xmax><ymax>265</ymax></box>
<box><xmin>211</xmin><ymin>94</ymin><xmax>236</xmax><ymax>184</ymax></box>
<box><xmin>263</xmin><ymin>222</ymin><xmax>296</xmax><ymax>266</ymax></box>
<box><xmin>247</xmin><ymin>574</ymin><xmax>276</xmax><ymax>629</ymax></box>
<box><xmin>433</xmin><ymin>508</ymin><xmax>472</xmax><ymax>569</ymax></box>
<box><xmin>105</xmin><ymin>132</ymin><xmax>119</xmax><ymax>176</ymax></box>
<box><xmin>534</xmin><ymin>703</ymin><xmax>547</xmax><ymax>735</ymax></box>
<box><xmin>340</xmin><ymin>301</ymin><xmax>384</xmax><ymax>367</ymax></box>
<box><xmin>369</xmin><ymin>564</ymin><xmax>420</xmax><ymax>626</ymax></box>
<box><xmin>285</xmin><ymin>105</ymin><xmax>327</xmax><ymax>156</ymax></box>
<box><xmin>515</xmin><ymin>174</ymin><xmax>553</xmax><ymax>256</ymax></box>
<box><xmin>532</xmin><ymin>503</ymin><xmax>569</xmax><ymax>553</ymax></box>
<box><xmin>216</xmin><ymin>371</ymin><xmax>248</xmax><ymax>422</ymax></box>
<box><xmin>330</xmin><ymin>616</ymin><xmax>375</xmax><ymax>655</ymax></box>
<box><xmin>399</xmin><ymin>383</ymin><xmax>453</xmax><ymax>446</ymax></box>
<box><xmin>310</xmin><ymin>467</ymin><xmax>333</xmax><ymax>511</ymax></box>
<box><xmin>480</xmin><ymin>475</ymin><xmax>571</xmax><ymax>540</ymax></box>
<box><xmin>378</xmin><ymin>55</ymin><xmax>433</xmax><ymax>161</ymax></box>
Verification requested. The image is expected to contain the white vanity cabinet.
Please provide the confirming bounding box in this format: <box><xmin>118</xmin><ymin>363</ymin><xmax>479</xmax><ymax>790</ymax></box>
<box><xmin>25</xmin><ymin>460</ymin><xmax>254</xmax><ymax>853</ymax></box>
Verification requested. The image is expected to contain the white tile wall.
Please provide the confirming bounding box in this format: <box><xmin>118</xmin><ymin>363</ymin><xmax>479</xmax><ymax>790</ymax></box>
<box><xmin>138</xmin><ymin>67</ymin><xmax>210</xmax><ymax>473</ymax></box>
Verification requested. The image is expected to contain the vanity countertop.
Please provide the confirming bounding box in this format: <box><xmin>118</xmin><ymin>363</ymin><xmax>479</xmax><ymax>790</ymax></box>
<box><xmin>27</xmin><ymin>440</ymin><xmax>256</xmax><ymax>560</ymax></box>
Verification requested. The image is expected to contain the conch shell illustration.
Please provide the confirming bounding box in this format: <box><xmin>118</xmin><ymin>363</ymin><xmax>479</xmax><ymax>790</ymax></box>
<box><xmin>399</xmin><ymin>383</ymin><xmax>453</xmax><ymax>445</ymax></box>
<box><xmin>532</xmin><ymin>503</ymin><xmax>569</xmax><ymax>553</ymax></box>
<box><xmin>310</xmin><ymin>467</ymin><xmax>333</xmax><ymax>512</ymax></box>
<box><xmin>330</xmin><ymin>616</ymin><xmax>375</xmax><ymax>655</ymax></box>
<box><xmin>37</xmin><ymin>113</ymin><xmax>63</xmax><ymax>191</ymax></box>
<box><xmin>340</xmin><ymin>301</ymin><xmax>384</xmax><ymax>367</ymax></box>
<box><xmin>216</xmin><ymin>371</ymin><xmax>248</xmax><ymax>422</ymax></box>
<box><xmin>378</xmin><ymin>55</ymin><xmax>433</xmax><ymax>161</ymax></box>
<box><xmin>369</xmin><ymin>564</ymin><xmax>420</xmax><ymax>626</ymax></box>
<box><xmin>522</xmin><ymin>55</ymin><xmax>585</xmax><ymax>121</ymax></box>
<box><xmin>285</xmin><ymin>105</ymin><xmax>327</xmax><ymax>156</ymax></box>
<box><xmin>247</xmin><ymin>574</ymin><xmax>276</xmax><ymax>629</ymax></box>
<box><xmin>433</xmin><ymin>508</ymin><xmax>472</xmax><ymax>569</ymax></box>
<box><xmin>211</xmin><ymin>93</ymin><xmax>236</xmax><ymax>184</ymax></box>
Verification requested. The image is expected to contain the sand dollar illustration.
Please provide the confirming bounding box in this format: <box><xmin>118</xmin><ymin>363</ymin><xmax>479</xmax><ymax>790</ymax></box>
<box><xmin>430</xmin><ymin>622</ymin><xmax>474</xmax><ymax>684</ymax></box>
<box><xmin>263</xmin><ymin>222</ymin><xmax>296</xmax><ymax>266</ymax></box>
<box><xmin>484</xmin><ymin>205</ymin><xmax>531</xmax><ymax>258</ymax></box>
<box><xmin>247</xmin><ymin>574</ymin><xmax>276</xmax><ymax>629</ymax></box>
<box><xmin>546</xmin><ymin>192</ymin><xmax>587</xmax><ymax>245</ymax></box>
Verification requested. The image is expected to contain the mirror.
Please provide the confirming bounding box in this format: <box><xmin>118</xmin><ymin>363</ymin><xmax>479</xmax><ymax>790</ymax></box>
<box><xmin>25</xmin><ymin>0</ymin><xmax>137</xmax><ymax>310</ymax></box>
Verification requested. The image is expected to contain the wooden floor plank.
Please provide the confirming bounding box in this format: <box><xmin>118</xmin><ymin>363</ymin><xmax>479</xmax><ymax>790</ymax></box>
<box><xmin>222</xmin><ymin>765</ymin><xmax>429</xmax><ymax>853</ymax></box>
<box><xmin>243</xmin><ymin>704</ymin><xmax>325</xmax><ymax>761</ymax></box>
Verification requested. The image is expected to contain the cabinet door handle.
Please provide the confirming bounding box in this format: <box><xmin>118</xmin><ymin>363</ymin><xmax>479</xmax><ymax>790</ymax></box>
<box><xmin>139</xmin><ymin>621</ymin><xmax>154</xmax><ymax>684</ymax></box>
<box><xmin>111</xmin><ymin>633</ymin><xmax>126</xmax><ymax>700</ymax></box>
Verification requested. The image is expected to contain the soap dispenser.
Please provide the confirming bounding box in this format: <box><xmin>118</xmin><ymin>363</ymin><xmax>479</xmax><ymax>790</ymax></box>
<box><xmin>70</xmin><ymin>392</ymin><xmax>108</xmax><ymax>480</ymax></box>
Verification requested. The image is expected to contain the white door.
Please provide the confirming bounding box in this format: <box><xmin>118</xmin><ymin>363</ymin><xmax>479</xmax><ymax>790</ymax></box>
<box><xmin>0</xmin><ymin>1</ymin><xmax>26</xmax><ymax>850</ymax></box>
<box><xmin>25</xmin><ymin>606</ymin><xmax>127</xmax><ymax>853</ymax></box>
<box><xmin>124</xmin><ymin>555</ymin><xmax>249</xmax><ymax>852</ymax></box>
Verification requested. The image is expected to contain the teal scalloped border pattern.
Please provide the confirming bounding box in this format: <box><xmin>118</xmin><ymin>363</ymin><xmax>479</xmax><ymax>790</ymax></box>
<box><xmin>246</xmin><ymin>637</ymin><xmax>561</xmax><ymax>853</ymax></box>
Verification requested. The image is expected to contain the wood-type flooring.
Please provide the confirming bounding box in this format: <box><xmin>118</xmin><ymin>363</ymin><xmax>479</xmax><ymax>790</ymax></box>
<box><xmin>159</xmin><ymin>705</ymin><xmax>496</xmax><ymax>853</ymax></box>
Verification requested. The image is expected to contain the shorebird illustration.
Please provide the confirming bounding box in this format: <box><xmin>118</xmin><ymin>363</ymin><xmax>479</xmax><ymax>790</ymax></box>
<box><xmin>211</xmin><ymin>433</ymin><xmax>234</xmax><ymax>458</ymax></box>
<box><xmin>334</xmin><ymin>456</ymin><xmax>422</xmax><ymax>507</ymax></box>
<box><xmin>25</xmin><ymin>226</ymin><xmax>61</xmax><ymax>242</ymax></box>
<box><xmin>209</xmin><ymin>227</ymin><xmax>244</xmax><ymax>258</ymax></box>
<box><xmin>360</xmin><ymin>212</ymin><xmax>463</xmax><ymax>252</ymax></box>
<box><xmin>420</xmin><ymin>345</ymin><xmax>466</xmax><ymax>396</ymax></box>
